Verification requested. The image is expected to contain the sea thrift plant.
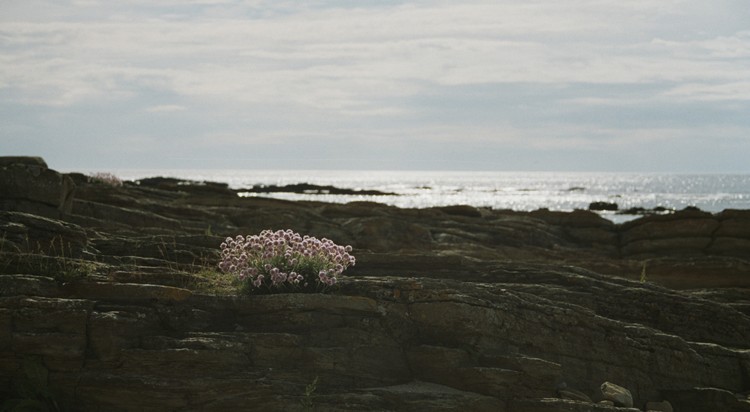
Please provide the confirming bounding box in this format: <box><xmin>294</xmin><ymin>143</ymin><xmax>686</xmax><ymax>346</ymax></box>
<box><xmin>89</xmin><ymin>172</ymin><xmax>123</xmax><ymax>187</ymax></box>
<box><xmin>218</xmin><ymin>229</ymin><xmax>355</xmax><ymax>292</ymax></box>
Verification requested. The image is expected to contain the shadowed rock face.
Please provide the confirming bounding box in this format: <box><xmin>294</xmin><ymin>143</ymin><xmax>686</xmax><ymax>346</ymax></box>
<box><xmin>0</xmin><ymin>159</ymin><xmax>75</xmax><ymax>218</ymax></box>
<box><xmin>1</xmin><ymin>157</ymin><xmax>750</xmax><ymax>411</ymax></box>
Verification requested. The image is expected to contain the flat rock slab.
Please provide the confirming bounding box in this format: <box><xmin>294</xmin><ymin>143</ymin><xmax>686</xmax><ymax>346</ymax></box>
<box><xmin>62</xmin><ymin>282</ymin><xmax>192</xmax><ymax>302</ymax></box>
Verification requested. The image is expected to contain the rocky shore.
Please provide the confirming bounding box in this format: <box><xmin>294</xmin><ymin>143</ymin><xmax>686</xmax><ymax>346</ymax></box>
<box><xmin>1</xmin><ymin>157</ymin><xmax>749</xmax><ymax>411</ymax></box>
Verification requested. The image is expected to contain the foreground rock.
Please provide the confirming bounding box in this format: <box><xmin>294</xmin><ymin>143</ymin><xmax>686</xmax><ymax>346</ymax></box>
<box><xmin>1</xmin><ymin>157</ymin><xmax>749</xmax><ymax>411</ymax></box>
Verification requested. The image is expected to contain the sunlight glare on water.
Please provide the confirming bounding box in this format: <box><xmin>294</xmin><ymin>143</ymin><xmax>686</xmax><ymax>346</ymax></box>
<box><xmin>101</xmin><ymin>169</ymin><xmax>750</xmax><ymax>223</ymax></box>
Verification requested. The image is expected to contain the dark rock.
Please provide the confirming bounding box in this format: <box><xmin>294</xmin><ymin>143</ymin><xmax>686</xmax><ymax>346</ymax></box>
<box><xmin>242</xmin><ymin>182</ymin><xmax>398</xmax><ymax>196</ymax></box>
<box><xmin>601</xmin><ymin>381</ymin><xmax>633</xmax><ymax>407</ymax></box>
<box><xmin>619</xmin><ymin>206</ymin><xmax>676</xmax><ymax>216</ymax></box>
<box><xmin>530</xmin><ymin>208</ymin><xmax>615</xmax><ymax>228</ymax></box>
<box><xmin>0</xmin><ymin>274</ymin><xmax>61</xmax><ymax>297</ymax></box>
<box><xmin>0</xmin><ymin>162</ymin><xmax>75</xmax><ymax>218</ymax></box>
<box><xmin>62</xmin><ymin>282</ymin><xmax>192</xmax><ymax>302</ymax></box>
<box><xmin>0</xmin><ymin>156</ymin><xmax>48</xmax><ymax>168</ymax></box>
<box><xmin>1</xmin><ymin>159</ymin><xmax>750</xmax><ymax>411</ymax></box>
<box><xmin>621</xmin><ymin>217</ymin><xmax>720</xmax><ymax>244</ymax></box>
<box><xmin>645</xmin><ymin>400</ymin><xmax>674</xmax><ymax>412</ymax></box>
<box><xmin>558</xmin><ymin>388</ymin><xmax>593</xmax><ymax>403</ymax></box>
<box><xmin>0</xmin><ymin>211</ymin><xmax>89</xmax><ymax>257</ymax></box>
<box><xmin>589</xmin><ymin>201</ymin><xmax>618</xmax><ymax>211</ymax></box>
<box><xmin>343</xmin><ymin>216</ymin><xmax>432</xmax><ymax>252</ymax></box>
<box><xmin>664</xmin><ymin>387</ymin><xmax>750</xmax><ymax>412</ymax></box>
<box><xmin>72</xmin><ymin>200</ymin><xmax>183</xmax><ymax>232</ymax></box>
<box><xmin>435</xmin><ymin>205</ymin><xmax>484</xmax><ymax>218</ymax></box>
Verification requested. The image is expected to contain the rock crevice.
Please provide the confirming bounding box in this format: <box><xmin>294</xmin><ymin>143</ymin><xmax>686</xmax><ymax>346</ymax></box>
<box><xmin>1</xmin><ymin>158</ymin><xmax>749</xmax><ymax>411</ymax></box>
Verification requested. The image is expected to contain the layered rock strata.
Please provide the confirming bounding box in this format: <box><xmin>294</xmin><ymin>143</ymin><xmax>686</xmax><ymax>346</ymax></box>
<box><xmin>1</xmin><ymin>158</ymin><xmax>749</xmax><ymax>411</ymax></box>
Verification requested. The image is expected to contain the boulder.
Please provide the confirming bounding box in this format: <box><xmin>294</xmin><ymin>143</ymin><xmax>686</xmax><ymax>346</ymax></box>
<box><xmin>0</xmin><ymin>161</ymin><xmax>75</xmax><ymax>218</ymax></box>
<box><xmin>0</xmin><ymin>156</ymin><xmax>48</xmax><ymax>168</ymax></box>
<box><xmin>645</xmin><ymin>400</ymin><xmax>674</xmax><ymax>412</ymax></box>
<box><xmin>600</xmin><ymin>381</ymin><xmax>634</xmax><ymax>407</ymax></box>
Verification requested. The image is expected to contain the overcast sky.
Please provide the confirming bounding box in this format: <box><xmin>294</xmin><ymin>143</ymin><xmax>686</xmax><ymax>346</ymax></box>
<box><xmin>2</xmin><ymin>0</ymin><xmax>749</xmax><ymax>172</ymax></box>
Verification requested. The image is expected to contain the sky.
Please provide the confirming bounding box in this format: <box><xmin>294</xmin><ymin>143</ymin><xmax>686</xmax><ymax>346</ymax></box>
<box><xmin>1</xmin><ymin>0</ymin><xmax>749</xmax><ymax>172</ymax></box>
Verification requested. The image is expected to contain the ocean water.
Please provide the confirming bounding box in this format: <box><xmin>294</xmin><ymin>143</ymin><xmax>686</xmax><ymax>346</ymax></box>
<box><xmin>103</xmin><ymin>169</ymin><xmax>750</xmax><ymax>223</ymax></box>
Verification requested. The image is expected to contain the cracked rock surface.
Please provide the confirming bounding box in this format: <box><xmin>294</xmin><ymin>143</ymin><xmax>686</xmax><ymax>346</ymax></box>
<box><xmin>1</xmin><ymin>157</ymin><xmax>749</xmax><ymax>411</ymax></box>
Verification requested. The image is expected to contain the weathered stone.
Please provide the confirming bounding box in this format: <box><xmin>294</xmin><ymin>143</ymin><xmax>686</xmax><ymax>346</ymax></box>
<box><xmin>709</xmin><ymin>237</ymin><xmax>750</xmax><ymax>256</ymax></box>
<box><xmin>664</xmin><ymin>387</ymin><xmax>750</xmax><ymax>412</ymax></box>
<box><xmin>621</xmin><ymin>237</ymin><xmax>712</xmax><ymax>256</ymax></box>
<box><xmin>0</xmin><ymin>156</ymin><xmax>48</xmax><ymax>168</ymax></box>
<box><xmin>1</xmin><ymin>160</ymin><xmax>749</xmax><ymax>411</ymax></box>
<box><xmin>62</xmin><ymin>282</ymin><xmax>192</xmax><ymax>302</ymax></box>
<box><xmin>9</xmin><ymin>296</ymin><xmax>92</xmax><ymax>334</ymax></box>
<box><xmin>74</xmin><ymin>374</ymin><xmax>191</xmax><ymax>411</ymax></box>
<box><xmin>0</xmin><ymin>163</ymin><xmax>75</xmax><ymax>217</ymax></box>
<box><xmin>362</xmin><ymin>381</ymin><xmax>506</xmax><ymax>412</ymax></box>
<box><xmin>12</xmin><ymin>332</ymin><xmax>87</xmax><ymax>359</ymax></box>
<box><xmin>0</xmin><ymin>309</ymin><xmax>11</xmax><ymax>350</ymax></box>
<box><xmin>638</xmin><ymin>257</ymin><xmax>750</xmax><ymax>289</ymax></box>
<box><xmin>72</xmin><ymin>200</ymin><xmax>182</xmax><ymax>231</ymax></box>
<box><xmin>343</xmin><ymin>216</ymin><xmax>432</xmax><ymax>251</ymax></box>
<box><xmin>558</xmin><ymin>388</ymin><xmax>593</xmax><ymax>403</ymax></box>
<box><xmin>0</xmin><ymin>274</ymin><xmax>60</xmax><ymax>297</ymax></box>
<box><xmin>0</xmin><ymin>211</ymin><xmax>89</xmax><ymax>257</ymax></box>
<box><xmin>564</xmin><ymin>226</ymin><xmax>618</xmax><ymax>248</ymax></box>
<box><xmin>601</xmin><ymin>381</ymin><xmax>634</xmax><ymax>407</ymax></box>
<box><xmin>510</xmin><ymin>397</ymin><xmax>640</xmax><ymax>411</ymax></box>
<box><xmin>645</xmin><ymin>400</ymin><xmax>674</xmax><ymax>412</ymax></box>
<box><xmin>529</xmin><ymin>209</ymin><xmax>615</xmax><ymax>228</ymax></box>
<box><xmin>621</xmin><ymin>217</ymin><xmax>719</xmax><ymax>244</ymax></box>
<box><xmin>436</xmin><ymin>204</ymin><xmax>484</xmax><ymax>218</ymax></box>
<box><xmin>715</xmin><ymin>218</ymin><xmax>750</xmax><ymax>239</ymax></box>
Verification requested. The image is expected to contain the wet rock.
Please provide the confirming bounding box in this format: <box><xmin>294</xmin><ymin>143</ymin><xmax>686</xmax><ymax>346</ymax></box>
<box><xmin>618</xmin><ymin>206</ymin><xmax>675</xmax><ymax>216</ymax></box>
<box><xmin>589</xmin><ymin>201</ymin><xmax>618</xmax><ymax>211</ymax></box>
<box><xmin>242</xmin><ymin>182</ymin><xmax>397</xmax><ymax>196</ymax></box>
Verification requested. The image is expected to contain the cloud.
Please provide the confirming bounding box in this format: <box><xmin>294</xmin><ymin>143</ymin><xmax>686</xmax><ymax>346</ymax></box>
<box><xmin>662</xmin><ymin>82</ymin><xmax>750</xmax><ymax>101</ymax></box>
<box><xmin>1</xmin><ymin>0</ymin><xmax>749</xmax><ymax>171</ymax></box>
<box><xmin>3</xmin><ymin>2</ymin><xmax>748</xmax><ymax>112</ymax></box>
<box><xmin>146</xmin><ymin>104</ymin><xmax>187</xmax><ymax>113</ymax></box>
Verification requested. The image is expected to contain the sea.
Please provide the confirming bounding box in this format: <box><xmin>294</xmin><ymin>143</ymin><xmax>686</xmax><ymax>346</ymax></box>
<box><xmin>100</xmin><ymin>169</ymin><xmax>750</xmax><ymax>224</ymax></box>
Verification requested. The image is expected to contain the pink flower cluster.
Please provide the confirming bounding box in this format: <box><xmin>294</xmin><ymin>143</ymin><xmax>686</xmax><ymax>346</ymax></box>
<box><xmin>218</xmin><ymin>229</ymin><xmax>355</xmax><ymax>291</ymax></box>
